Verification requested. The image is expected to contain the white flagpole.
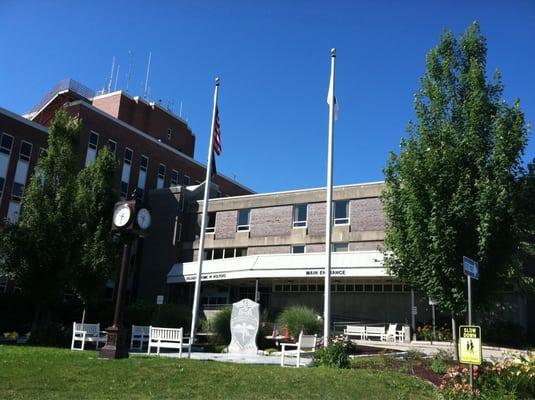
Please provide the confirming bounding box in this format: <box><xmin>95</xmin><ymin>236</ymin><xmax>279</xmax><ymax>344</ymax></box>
<box><xmin>188</xmin><ymin>77</ymin><xmax>220</xmax><ymax>357</ymax></box>
<box><xmin>324</xmin><ymin>48</ymin><xmax>336</xmax><ymax>347</ymax></box>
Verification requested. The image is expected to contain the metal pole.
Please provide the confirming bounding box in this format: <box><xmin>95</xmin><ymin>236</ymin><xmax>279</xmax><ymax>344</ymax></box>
<box><xmin>324</xmin><ymin>48</ymin><xmax>336</xmax><ymax>346</ymax></box>
<box><xmin>188</xmin><ymin>78</ymin><xmax>220</xmax><ymax>357</ymax></box>
<box><xmin>432</xmin><ymin>304</ymin><xmax>436</xmax><ymax>343</ymax></box>
<box><xmin>411</xmin><ymin>289</ymin><xmax>416</xmax><ymax>341</ymax></box>
<box><xmin>255</xmin><ymin>279</ymin><xmax>259</xmax><ymax>303</ymax></box>
<box><xmin>468</xmin><ymin>275</ymin><xmax>473</xmax><ymax>387</ymax></box>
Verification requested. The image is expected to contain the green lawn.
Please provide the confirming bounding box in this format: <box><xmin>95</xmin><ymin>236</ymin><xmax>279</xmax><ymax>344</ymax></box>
<box><xmin>0</xmin><ymin>346</ymin><xmax>437</xmax><ymax>399</ymax></box>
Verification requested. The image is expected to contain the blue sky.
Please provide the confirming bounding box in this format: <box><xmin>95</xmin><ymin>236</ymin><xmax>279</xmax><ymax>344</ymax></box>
<box><xmin>1</xmin><ymin>0</ymin><xmax>534</xmax><ymax>193</ymax></box>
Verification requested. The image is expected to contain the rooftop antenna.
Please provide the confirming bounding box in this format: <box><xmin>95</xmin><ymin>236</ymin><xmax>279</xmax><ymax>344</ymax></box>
<box><xmin>125</xmin><ymin>50</ymin><xmax>134</xmax><ymax>92</ymax></box>
<box><xmin>107</xmin><ymin>56</ymin><xmax>116</xmax><ymax>94</ymax></box>
<box><xmin>114</xmin><ymin>64</ymin><xmax>120</xmax><ymax>91</ymax></box>
<box><xmin>143</xmin><ymin>51</ymin><xmax>152</xmax><ymax>99</ymax></box>
<box><xmin>179</xmin><ymin>101</ymin><xmax>183</xmax><ymax>117</ymax></box>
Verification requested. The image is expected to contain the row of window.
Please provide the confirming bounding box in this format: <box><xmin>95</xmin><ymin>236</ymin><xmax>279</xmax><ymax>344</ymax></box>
<box><xmin>206</xmin><ymin>201</ymin><xmax>350</xmax><ymax>233</ymax></box>
<box><xmin>291</xmin><ymin>242</ymin><xmax>349</xmax><ymax>253</ymax></box>
<box><xmin>273</xmin><ymin>282</ymin><xmax>410</xmax><ymax>293</ymax></box>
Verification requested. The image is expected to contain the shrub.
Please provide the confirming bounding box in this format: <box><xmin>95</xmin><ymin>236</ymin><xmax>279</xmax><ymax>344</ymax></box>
<box><xmin>210</xmin><ymin>307</ymin><xmax>232</xmax><ymax>345</ymax></box>
<box><xmin>276</xmin><ymin>306</ymin><xmax>320</xmax><ymax>339</ymax></box>
<box><xmin>315</xmin><ymin>337</ymin><xmax>351</xmax><ymax>368</ymax></box>
<box><xmin>430</xmin><ymin>350</ymin><xmax>452</xmax><ymax>374</ymax></box>
<box><xmin>416</xmin><ymin>323</ymin><xmax>452</xmax><ymax>341</ymax></box>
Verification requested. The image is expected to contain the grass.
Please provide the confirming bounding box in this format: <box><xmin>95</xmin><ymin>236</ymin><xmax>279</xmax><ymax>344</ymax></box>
<box><xmin>0</xmin><ymin>346</ymin><xmax>438</xmax><ymax>399</ymax></box>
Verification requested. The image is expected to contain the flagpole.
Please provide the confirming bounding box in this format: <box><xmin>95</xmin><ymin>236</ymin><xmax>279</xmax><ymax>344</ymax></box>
<box><xmin>324</xmin><ymin>48</ymin><xmax>336</xmax><ymax>347</ymax></box>
<box><xmin>188</xmin><ymin>77</ymin><xmax>220</xmax><ymax>357</ymax></box>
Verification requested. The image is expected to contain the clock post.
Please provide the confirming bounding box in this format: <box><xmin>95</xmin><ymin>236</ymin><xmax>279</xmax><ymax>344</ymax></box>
<box><xmin>100</xmin><ymin>192</ymin><xmax>151</xmax><ymax>359</ymax></box>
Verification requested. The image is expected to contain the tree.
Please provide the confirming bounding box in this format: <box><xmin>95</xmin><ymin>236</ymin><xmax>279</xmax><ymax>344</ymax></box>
<box><xmin>0</xmin><ymin>109</ymin><xmax>118</xmax><ymax>342</ymax></box>
<box><xmin>382</xmin><ymin>23</ymin><xmax>533</xmax><ymax>321</ymax></box>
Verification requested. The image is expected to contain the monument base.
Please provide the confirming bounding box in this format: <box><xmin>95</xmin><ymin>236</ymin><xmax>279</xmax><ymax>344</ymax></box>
<box><xmin>99</xmin><ymin>325</ymin><xmax>129</xmax><ymax>359</ymax></box>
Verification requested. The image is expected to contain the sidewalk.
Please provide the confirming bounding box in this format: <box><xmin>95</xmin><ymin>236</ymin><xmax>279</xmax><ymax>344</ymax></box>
<box><xmin>351</xmin><ymin>339</ymin><xmax>528</xmax><ymax>361</ymax></box>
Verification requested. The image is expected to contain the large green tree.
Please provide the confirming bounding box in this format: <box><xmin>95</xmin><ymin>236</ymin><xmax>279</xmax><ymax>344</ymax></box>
<box><xmin>0</xmin><ymin>110</ymin><xmax>118</xmax><ymax>341</ymax></box>
<box><xmin>382</xmin><ymin>23</ymin><xmax>533</xmax><ymax>319</ymax></box>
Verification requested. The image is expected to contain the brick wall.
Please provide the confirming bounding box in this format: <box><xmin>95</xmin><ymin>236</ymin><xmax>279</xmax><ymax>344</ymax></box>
<box><xmin>306</xmin><ymin>243</ymin><xmax>325</xmax><ymax>253</ymax></box>
<box><xmin>350</xmin><ymin>198</ymin><xmax>385</xmax><ymax>231</ymax></box>
<box><xmin>349</xmin><ymin>241</ymin><xmax>383</xmax><ymax>251</ymax></box>
<box><xmin>215</xmin><ymin>210</ymin><xmax>237</xmax><ymax>239</ymax></box>
<box><xmin>307</xmin><ymin>203</ymin><xmax>326</xmax><ymax>236</ymax></box>
<box><xmin>250</xmin><ymin>205</ymin><xmax>292</xmax><ymax>237</ymax></box>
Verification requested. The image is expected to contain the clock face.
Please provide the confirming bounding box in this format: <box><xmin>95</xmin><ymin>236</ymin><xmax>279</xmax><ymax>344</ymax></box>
<box><xmin>113</xmin><ymin>204</ymin><xmax>132</xmax><ymax>228</ymax></box>
<box><xmin>137</xmin><ymin>208</ymin><xmax>151</xmax><ymax>230</ymax></box>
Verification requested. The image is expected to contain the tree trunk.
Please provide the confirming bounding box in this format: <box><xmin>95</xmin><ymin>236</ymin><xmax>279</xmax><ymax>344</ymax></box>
<box><xmin>451</xmin><ymin>313</ymin><xmax>459</xmax><ymax>361</ymax></box>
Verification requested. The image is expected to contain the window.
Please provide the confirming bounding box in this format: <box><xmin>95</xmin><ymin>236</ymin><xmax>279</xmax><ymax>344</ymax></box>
<box><xmin>88</xmin><ymin>131</ymin><xmax>99</xmax><ymax>150</ymax></box>
<box><xmin>167</xmin><ymin>128</ymin><xmax>172</xmax><ymax>140</ymax></box>
<box><xmin>171</xmin><ymin>170</ymin><xmax>179</xmax><ymax>186</ymax></box>
<box><xmin>206</xmin><ymin>212</ymin><xmax>216</xmax><ymax>233</ymax></box>
<box><xmin>11</xmin><ymin>182</ymin><xmax>24</xmax><ymax>201</ymax></box>
<box><xmin>0</xmin><ymin>177</ymin><xmax>5</xmax><ymax>198</ymax></box>
<box><xmin>0</xmin><ymin>134</ymin><xmax>14</xmax><ymax>155</ymax></box>
<box><xmin>237</xmin><ymin>209</ymin><xmax>250</xmax><ymax>231</ymax></box>
<box><xmin>140</xmin><ymin>155</ymin><xmax>149</xmax><ymax>171</ymax></box>
<box><xmin>292</xmin><ymin>245</ymin><xmax>305</xmax><ymax>254</ymax></box>
<box><xmin>124</xmin><ymin>148</ymin><xmax>133</xmax><ymax>165</ymax></box>
<box><xmin>19</xmin><ymin>141</ymin><xmax>32</xmax><ymax>162</ymax></box>
<box><xmin>157</xmin><ymin>163</ymin><xmax>166</xmax><ymax>189</ymax></box>
<box><xmin>120</xmin><ymin>181</ymin><xmax>128</xmax><ymax>198</ymax></box>
<box><xmin>332</xmin><ymin>242</ymin><xmax>348</xmax><ymax>252</ymax></box>
<box><xmin>217</xmin><ymin>190</ymin><xmax>222</xmax><ymax>198</ymax></box>
<box><xmin>235</xmin><ymin>248</ymin><xmax>247</xmax><ymax>257</ymax></box>
<box><xmin>293</xmin><ymin>204</ymin><xmax>307</xmax><ymax>228</ymax></box>
<box><xmin>334</xmin><ymin>200</ymin><xmax>349</xmax><ymax>225</ymax></box>
<box><xmin>108</xmin><ymin>140</ymin><xmax>117</xmax><ymax>155</ymax></box>
<box><xmin>183</xmin><ymin>175</ymin><xmax>190</xmax><ymax>186</ymax></box>
<box><xmin>39</xmin><ymin>147</ymin><xmax>47</xmax><ymax>158</ymax></box>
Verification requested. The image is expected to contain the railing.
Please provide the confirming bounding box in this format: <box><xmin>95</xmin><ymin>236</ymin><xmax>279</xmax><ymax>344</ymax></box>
<box><xmin>29</xmin><ymin>78</ymin><xmax>95</xmax><ymax>114</ymax></box>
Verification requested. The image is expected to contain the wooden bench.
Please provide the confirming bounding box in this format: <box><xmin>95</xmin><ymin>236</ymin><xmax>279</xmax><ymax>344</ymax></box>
<box><xmin>344</xmin><ymin>325</ymin><xmax>366</xmax><ymax>340</ymax></box>
<box><xmin>71</xmin><ymin>322</ymin><xmax>106</xmax><ymax>351</ymax></box>
<box><xmin>147</xmin><ymin>326</ymin><xmax>189</xmax><ymax>358</ymax></box>
<box><xmin>130</xmin><ymin>325</ymin><xmax>150</xmax><ymax>350</ymax></box>
<box><xmin>365</xmin><ymin>326</ymin><xmax>386</xmax><ymax>341</ymax></box>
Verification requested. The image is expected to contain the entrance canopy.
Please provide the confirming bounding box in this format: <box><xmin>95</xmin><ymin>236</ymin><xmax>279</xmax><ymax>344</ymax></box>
<box><xmin>167</xmin><ymin>251</ymin><xmax>385</xmax><ymax>283</ymax></box>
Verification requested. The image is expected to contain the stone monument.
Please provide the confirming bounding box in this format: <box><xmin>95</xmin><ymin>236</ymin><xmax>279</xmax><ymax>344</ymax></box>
<box><xmin>228</xmin><ymin>298</ymin><xmax>259</xmax><ymax>354</ymax></box>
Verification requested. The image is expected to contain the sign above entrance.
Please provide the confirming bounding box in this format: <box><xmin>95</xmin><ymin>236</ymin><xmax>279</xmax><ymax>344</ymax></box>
<box><xmin>459</xmin><ymin>325</ymin><xmax>482</xmax><ymax>365</ymax></box>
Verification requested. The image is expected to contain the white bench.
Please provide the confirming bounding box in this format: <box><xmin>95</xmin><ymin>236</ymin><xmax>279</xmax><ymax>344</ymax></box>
<box><xmin>130</xmin><ymin>325</ymin><xmax>150</xmax><ymax>350</ymax></box>
<box><xmin>384</xmin><ymin>323</ymin><xmax>405</xmax><ymax>342</ymax></box>
<box><xmin>365</xmin><ymin>326</ymin><xmax>386</xmax><ymax>341</ymax></box>
<box><xmin>147</xmin><ymin>326</ymin><xmax>189</xmax><ymax>358</ymax></box>
<box><xmin>280</xmin><ymin>332</ymin><xmax>317</xmax><ymax>368</ymax></box>
<box><xmin>71</xmin><ymin>322</ymin><xmax>106</xmax><ymax>351</ymax></box>
<box><xmin>344</xmin><ymin>325</ymin><xmax>366</xmax><ymax>340</ymax></box>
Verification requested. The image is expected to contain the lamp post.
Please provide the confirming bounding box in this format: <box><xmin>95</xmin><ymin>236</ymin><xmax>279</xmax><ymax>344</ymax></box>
<box><xmin>100</xmin><ymin>192</ymin><xmax>151</xmax><ymax>359</ymax></box>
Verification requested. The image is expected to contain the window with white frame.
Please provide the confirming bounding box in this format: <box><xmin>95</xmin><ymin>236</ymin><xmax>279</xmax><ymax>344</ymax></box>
<box><xmin>137</xmin><ymin>155</ymin><xmax>149</xmax><ymax>198</ymax></box>
<box><xmin>85</xmin><ymin>131</ymin><xmax>99</xmax><ymax>166</ymax></box>
<box><xmin>170</xmin><ymin>169</ymin><xmax>179</xmax><ymax>186</ymax></box>
<box><xmin>107</xmin><ymin>139</ymin><xmax>117</xmax><ymax>156</ymax></box>
<box><xmin>19</xmin><ymin>141</ymin><xmax>32</xmax><ymax>162</ymax></box>
<box><xmin>183</xmin><ymin>175</ymin><xmax>190</xmax><ymax>186</ymax></box>
<box><xmin>293</xmin><ymin>203</ymin><xmax>307</xmax><ymax>228</ymax></box>
<box><xmin>332</xmin><ymin>242</ymin><xmax>349</xmax><ymax>252</ymax></box>
<box><xmin>292</xmin><ymin>244</ymin><xmax>305</xmax><ymax>254</ymax></box>
<box><xmin>120</xmin><ymin>148</ymin><xmax>133</xmax><ymax>198</ymax></box>
<box><xmin>157</xmin><ymin>163</ymin><xmax>166</xmax><ymax>189</ymax></box>
<box><xmin>7</xmin><ymin>141</ymin><xmax>32</xmax><ymax>223</ymax></box>
<box><xmin>237</xmin><ymin>209</ymin><xmax>251</xmax><ymax>231</ymax></box>
<box><xmin>206</xmin><ymin>212</ymin><xmax>216</xmax><ymax>233</ymax></box>
<box><xmin>0</xmin><ymin>133</ymin><xmax>14</xmax><ymax>199</ymax></box>
<box><xmin>334</xmin><ymin>200</ymin><xmax>349</xmax><ymax>225</ymax></box>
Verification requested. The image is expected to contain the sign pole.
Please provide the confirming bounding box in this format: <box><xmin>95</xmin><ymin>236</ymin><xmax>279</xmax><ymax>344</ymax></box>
<box><xmin>467</xmin><ymin>275</ymin><xmax>473</xmax><ymax>387</ymax></box>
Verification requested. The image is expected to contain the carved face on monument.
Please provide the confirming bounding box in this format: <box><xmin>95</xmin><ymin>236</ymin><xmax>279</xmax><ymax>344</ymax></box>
<box><xmin>228</xmin><ymin>298</ymin><xmax>260</xmax><ymax>355</ymax></box>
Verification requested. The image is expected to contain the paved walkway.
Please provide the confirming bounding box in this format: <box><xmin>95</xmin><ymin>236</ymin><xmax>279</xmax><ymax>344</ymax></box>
<box><xmin>351</xmin><ymin>340</ymin><xmax>527</xmax><ymax>361</ymax></box>
<box><xmin>137</xmin><ymin>350</ymin><xmax>313</xmax><ymax>367</ymax></box>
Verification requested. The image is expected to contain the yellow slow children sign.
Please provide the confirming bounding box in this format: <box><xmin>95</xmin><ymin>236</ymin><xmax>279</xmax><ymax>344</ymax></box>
<box><xmin>459</xmin><ymin>325</ymin><xmax>482</xmax><ymax>365</ymax></box>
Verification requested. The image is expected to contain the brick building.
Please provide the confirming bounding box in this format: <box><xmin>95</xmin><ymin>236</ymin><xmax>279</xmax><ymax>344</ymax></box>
<box><xmin>0</xmin><ymin>79</ymin><xmax>253</xmax><ymax>295</ymax></box>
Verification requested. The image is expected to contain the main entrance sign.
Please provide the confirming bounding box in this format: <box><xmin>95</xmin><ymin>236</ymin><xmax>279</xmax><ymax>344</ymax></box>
<box><xmin>229</xmin><ymin>299</ymin><xmax>259</xmax><ymax>354</ymax></box>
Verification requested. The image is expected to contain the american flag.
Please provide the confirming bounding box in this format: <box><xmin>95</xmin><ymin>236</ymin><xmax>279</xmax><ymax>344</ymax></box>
<box><xmin>213</xmin><ymin>106</ymin><xmax>221</xmax><ymax>155</ymax></box>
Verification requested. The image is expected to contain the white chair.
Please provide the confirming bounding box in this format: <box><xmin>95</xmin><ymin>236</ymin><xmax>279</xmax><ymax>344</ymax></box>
<box><xmin>280</xmin><ymin>332</ymin><xmax>317</xmax><ymax>368</ymax></box>
<box><xmin>385</xmin><ymin>323</ymin><xmax>397</xmax><ymax>342</ymax></box>
<box><xmin>130</xmin><ymin>325</ymin><xmax>150</xmax><ymax>350</ymax></box>
<box><xmin>71</xmin><ymin>322</ymin><xmax>106</xmax><ymax>351</ymax></box>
